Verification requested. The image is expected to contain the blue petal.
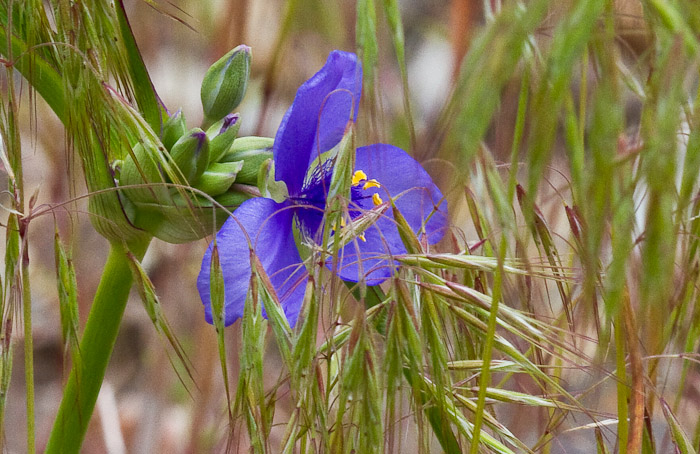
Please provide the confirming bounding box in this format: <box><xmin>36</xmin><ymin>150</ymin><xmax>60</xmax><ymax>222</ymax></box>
<box><xmin>336</xmin><ymin>144</ymin><xmax>448</xmax><ymax>283</ymax></box>
<box><xmin>274</xmin><ymin>50</ymin><xmax>362</xmax><ymax>196</ymax></box>
<box><xmin>197</xmin><ymin>197</ymin><xmax>308</xmax><ymax>327</ymax></box>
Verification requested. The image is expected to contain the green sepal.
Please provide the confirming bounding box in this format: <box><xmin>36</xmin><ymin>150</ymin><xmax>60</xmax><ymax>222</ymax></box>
<box><xmin>207</xmin><ymin>113</ymin><xmax>241</xmax><ymax>164</ymax></box>
<box><xmin>129</xmin><ymin>192</ymin><xmax>222</xmax><ymax>243</ymax></box>
<box><xmin>162</xmin><ymin>109</ymin><xmax>187</xmax><ymax>151</ymax></box>
<box><xmin>259</xmin><ymin>158</ymin><xmax>288</xmax><ymax>203</ymax></box>
<box><xmin>214</xmin><ymin>189</ymin><xmax>252</xmax><ymax>208</ymax></box>
<box><xmin>169</xmin><ymin>128</ymin><xmax>210</xmax><ymax>184</ymax></box>
<box><xmin>118</xmin><ymin>142</ymin><xmax>169</xmax><ymax>204</ymax></box>
<box><xmin>195</xmin><ymin>161</ymin><xmax>244</xmax><ymax>196</ymax></box>
<box><xmin>221</xmin><ymin>136</ymin><xmax>274</xmax><ymax>161</ymax></box>
<box><xmin>201</xmin><ymin>44</ymin><xmax>251</xmax><ymax>123</ymax></box>
<box><xmin>222</xmin><ymin>136</ymin><xmax>274</xmax><ymax>184</ymax></box>
<box><xmin>127</xmin><ymin>186</ymin><xmax>252</xmax><ymax>244</ymax></box>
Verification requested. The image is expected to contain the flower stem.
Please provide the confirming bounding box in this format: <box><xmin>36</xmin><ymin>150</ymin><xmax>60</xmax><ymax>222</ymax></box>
<box><xmin>45</xmin><ymin>239</ymin><xmax>150</xmax><ymax>453</ymax></box>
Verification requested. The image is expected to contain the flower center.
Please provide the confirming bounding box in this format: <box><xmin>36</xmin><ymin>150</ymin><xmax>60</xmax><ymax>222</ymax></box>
<box><xmin>351</xmin><ymin>170</ymin><xmax>383</xmax><ymax>205</ymax></box>
<box><xmin>328</xmin><ymin>169</ymin><xmax>388</xmax><ymax>243</ymax></box>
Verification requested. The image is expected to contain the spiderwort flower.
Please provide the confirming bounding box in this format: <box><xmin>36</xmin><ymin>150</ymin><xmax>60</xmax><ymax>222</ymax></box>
<box><xmin>197</xmin><ymin>50</ymin><xmax>448</xmax><ymax>327</ymax></box>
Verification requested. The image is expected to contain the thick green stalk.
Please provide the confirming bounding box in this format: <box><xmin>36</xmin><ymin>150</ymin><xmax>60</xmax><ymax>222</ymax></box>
<box><xmin>45</xmin><ymin>239</ymin><xmax>149</xmax><ymax>453</ymax></box>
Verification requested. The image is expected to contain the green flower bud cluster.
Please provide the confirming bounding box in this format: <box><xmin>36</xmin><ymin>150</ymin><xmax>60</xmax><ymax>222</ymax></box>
<box><xmin>114</xmin><ymin>44</ymin><xmax>267</xmax><ymax>244</ymax></box>
<box><xmin>117</xmin><ymin>110</ymin><xmax>270</xmax><ymax>243</ymax></box>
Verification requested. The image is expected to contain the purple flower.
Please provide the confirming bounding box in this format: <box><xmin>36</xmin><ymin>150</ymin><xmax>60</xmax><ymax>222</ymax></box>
<box><xmin>197</xmin><ymin>50</ymin><xmax>448</xmax><ymax>327</ymax></box>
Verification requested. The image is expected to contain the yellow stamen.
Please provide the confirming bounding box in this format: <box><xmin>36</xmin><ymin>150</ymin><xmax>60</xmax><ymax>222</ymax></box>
<box><xmin>372</xmin><ymin>193</ymin><xmax>383</xmax><ymax>206</ymax></box>
<box><xmin>331</xmin><ymin>217</ymin><xmax>346</xmax><ymax>235</ymax></box>
<box><xmin>359</xmin><ymin>233</ymin><xmax>366</xmax><ymax>242</ymax></box>
<box><xmin>363</xmin><ymin>179</ymin><xmax>380</xmax><ymax>190</ymax></box>
<box><xmin>351</xmin><ymin>170</ymin><xmax>367</xmax><ymax>186</ymax></box>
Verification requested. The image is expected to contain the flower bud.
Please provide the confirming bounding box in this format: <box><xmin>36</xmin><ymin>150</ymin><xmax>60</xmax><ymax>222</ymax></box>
<box><xmin>118</xmin><ymin>142</ymin><xmax>169</xmax><ymax>204</ymax></box>
<box><xmin>169</xmin><ymin>128</ymin><xmax>210</xmax><ymax>184</ymax></box>
<box><xmin>220</xmin><ymin>136</ymin><xmax>273</xmax><ymax>185</ymax></box>
<box><xmin>194</xmin><ymin>161</ymin><xmax>244</xmax><ymax>196</ymax></box>
<box><xmin>162</xmin><ymin>109</ymin><xmax>187</xmax><ymax>151</ymax></box>
<box><xmin>201</xmin><ymin>45</ymin><xmax>251</xmax><ymax>123</ymax></box>
<box><xmin>206</xmin><ymin>113</ymin><xmax>241</xmax><ymax>164</ymax></box>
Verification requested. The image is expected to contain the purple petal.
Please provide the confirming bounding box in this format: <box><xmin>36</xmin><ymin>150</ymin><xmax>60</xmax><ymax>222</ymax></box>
<box><xmin>197</xmin><ymin>197</ymin><xmax>307</xmax><ymax>327</ymax></box>
<box><xmin>336</xmin><ymin>144</ymin><xmax>448</xmax><ymax>283</ymax></box>
<box><xmin>274</xmin><ymin>50</ymin><xmax>362</xmax><ymax>196</ymax></box>
<box><xmin>333</xmin><ymin>220</ymin><xmax>403</xmax><ymax>285</ymax></box>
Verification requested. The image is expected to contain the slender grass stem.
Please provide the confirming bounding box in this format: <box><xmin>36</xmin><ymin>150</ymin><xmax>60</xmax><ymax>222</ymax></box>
<box><xmin>45</xmin><ymin>239</ymin><xmax>150</xmax><ymax>454</ymax></box>
<box><xmin>469</xmin><ymin>234</ymin><xmax>507</xmax><ymax>454</ymax></box>
<box><xmin>22</xmin><ymin>244</ymin><xmax>35</xmax><ymax>454</ymax></box>
<box><xmin>616</xmin><ymin>309</ymin><xmax>629</xmax><ymax>454</ymax></box>
<box><xmin>469</xmin><ymin>59</ymin><xmax>528</xmax><ymax>454</ymax></box>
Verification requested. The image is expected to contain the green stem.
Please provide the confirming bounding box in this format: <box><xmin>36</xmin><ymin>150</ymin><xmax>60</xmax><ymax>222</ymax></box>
<box><xmin>22</xmin><ymin>251</ymin><xmax>35</xmax><ymax>454</ymax></box>
<box><xmin>45</xmin><ymin>239</ymin><xmax>149</xmax><ymax>453</ymax></box>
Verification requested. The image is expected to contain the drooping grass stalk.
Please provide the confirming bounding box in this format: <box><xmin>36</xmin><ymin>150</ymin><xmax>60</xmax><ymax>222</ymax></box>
<box><xmin>45</xmin><ymin>239</ymin><xmax>150</xmax><ymax>453</ymax></box>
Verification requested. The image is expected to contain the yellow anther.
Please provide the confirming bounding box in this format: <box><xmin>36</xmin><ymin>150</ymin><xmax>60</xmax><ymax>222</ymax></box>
<box><xmin>359</xmin><ymin>233</ymin><xmax>367</xmax><ymax>242</ymax></box>
<box><xmin>351</xmin><ymin>170</ymin><xmax>368</xmax><ymax>186</ymax></box>
<box><xmin>363</xmin><ymin>179</ymin><xmax>380</xmax><ymax>190</ymax></box>
<box><xmin>372</xmin><ymin>193</ymin><xmax>383</xmax><ymax>206</ymax></box>
<box><xmin>331</xmin><ymin>217</ymin><xmax>346</xmax><ymax>236</ymax></box>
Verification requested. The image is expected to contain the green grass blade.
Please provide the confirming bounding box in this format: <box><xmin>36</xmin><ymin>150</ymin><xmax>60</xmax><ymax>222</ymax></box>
<box><xmin>115</xmin><ymin>0</ymin><xmax>165</xmax><ymax>132</ymax></box>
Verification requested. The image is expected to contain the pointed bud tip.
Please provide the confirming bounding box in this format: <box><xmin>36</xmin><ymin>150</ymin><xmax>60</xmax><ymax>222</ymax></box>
<box><xmin>191</xmin><ymin>130</ymin><xmax>208</xmax><ymax>155</ymax></box>
<box><xmin>191</xmin><ymin>129</ymin><xmax>207</xmax><ymax>141</ymax></box>
<box><xmin>220</xmin><ymin>113</ymin><xmax>240</xmax><ymax>133</ymax></box>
